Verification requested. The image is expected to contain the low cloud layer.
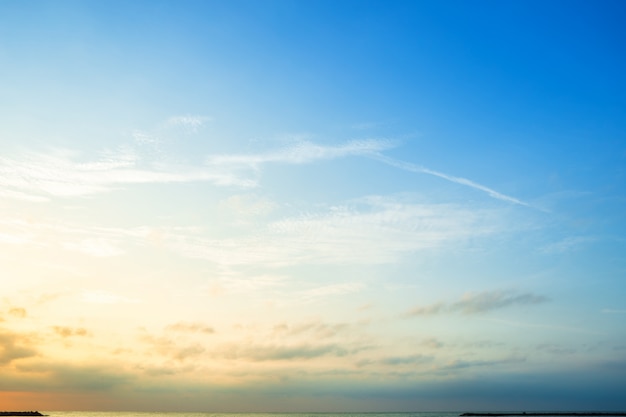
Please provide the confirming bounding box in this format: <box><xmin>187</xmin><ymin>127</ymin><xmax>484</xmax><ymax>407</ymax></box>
<box><xmin>52</xmin><ymin>326</ymin><xmax>90</xmax><ymax>338</ymax></box>
<box><xmin>165</xmin><ymin>322</ymin><xmax>215</xmax><ymax>334</ymax></box>
<box><xmin>405</xmin><ymin>290</ymin><xmax>549</xmax><ymax>317</ymax></box>
<box><xmin>0</xmin><ymin>330</ymin><xmax>38</xmax><ymax>365</ymax></box>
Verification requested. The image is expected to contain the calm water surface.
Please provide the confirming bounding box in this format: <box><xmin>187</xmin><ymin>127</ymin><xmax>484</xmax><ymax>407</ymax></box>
<box><xmin>45</xmin><ymin>412</ymin><xmax>465</xmax><ymax>417</ymax></box>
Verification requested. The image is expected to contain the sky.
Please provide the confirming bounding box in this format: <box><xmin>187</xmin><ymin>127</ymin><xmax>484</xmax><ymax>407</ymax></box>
<box><xmin>1</xmin><ymin>0</ymin><xmax>625</xmax><ymax>412</ymax></box>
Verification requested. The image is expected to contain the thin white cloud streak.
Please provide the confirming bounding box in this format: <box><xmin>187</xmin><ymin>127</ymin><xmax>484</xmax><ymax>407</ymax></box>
<box><xmin>367</xmin><ymin>152</ymin><xmax>530</xmax><ymax>207</ymax></box>
<box><xmin>541</xmin><ymin>236</ymin><xmax>596</xmax><ymax>254</ymax></box>
<box><xmin>0</xmin><ymin>140</ymin><xmax>392</xmax><ymax>201</ymax></box>
<box><xmin>0</xmin><ymin>148</ymin><xmax>255</xmax><ymax>201</ymax></box>
<box><xmin>165</xmin><ymin>115</ymin><xmax>211</xmax><ymax>131</ymax></box>
<box><xmin>205</xmin><ymin>139</ymin><xmax>394</xmax><ymax>167</ymax></box>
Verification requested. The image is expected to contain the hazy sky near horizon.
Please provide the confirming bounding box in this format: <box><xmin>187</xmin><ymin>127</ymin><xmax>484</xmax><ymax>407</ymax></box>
<box><xmin>1</xmin><ymin>0</ymin><xmax>626</xmax><ymax>411</ymax></box>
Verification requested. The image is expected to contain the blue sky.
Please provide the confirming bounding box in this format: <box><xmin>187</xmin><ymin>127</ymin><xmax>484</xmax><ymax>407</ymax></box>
<box><xmin>1</xmin><ymin>0</ymin><xmax>625</xmax><ymax>412</ymax></box>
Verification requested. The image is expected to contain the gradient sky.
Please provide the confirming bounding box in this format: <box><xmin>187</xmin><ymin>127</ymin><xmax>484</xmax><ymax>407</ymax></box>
<box><xmin>1</xmin><ymin>0</ymin><xmax>626</xmax><ymax>412</ymax></box>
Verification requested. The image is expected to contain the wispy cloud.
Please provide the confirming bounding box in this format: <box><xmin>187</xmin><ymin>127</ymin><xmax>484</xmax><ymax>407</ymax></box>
<box><xmin>219</xmin><ymin>194</ymin><xmax>277</xmax><ymax>218</ymax></box>
<box><xmin>0</xmin><ymin>146</ymin><xmax>255</xmax><ymax>201</ymax></box>
<box><xmin>404</xmin><ymin>302</ymin><xmax>446</xmax><ymax>316</ymax></box>
<box><xmin>80</xmin><ymin>290</ymin><xmax>140</xmax><ymax>304</ymax></box>
<box><xmin>204</xmin><ymin>271</ymin><xmax>289</xmax><ymax>297</ymax></box>
<box><xmin>165</xmin><ymin>322</ymin><xmax>215</xmax><ymax>334</ymax></box>
<box><xmin>0</xmin><ymin>137</ymin><xmax>532</xmax><ymax>212</ymax></box>
<box><xmin>0</xmin><ymin>330</ymin><xmax>39</xmax><ymax>365</ymax></box>
<box><xmin>137</xmin><ymin>317</ymin><xmax>369</xmax><ymax>367</ymax></box>
<box><xmin>368</xmin><ymin>152</ymin><xmax>530</xmax><ymax>207</ymax></box>
<box><xmin>299</xmin><ymin>282</ymin><xmax>365</xmax><ymax>301</ymax></box>
<box><xmin>166</xmin><ymin>198</ymin><xmax>502</xmax><ymax>267</ymax></box>
<box><xmin>351</xmin><ymin>121</ymin><xmax>384</xmax><ymax>130</ymax></box>
<box><xmin>52</xmin><ymin>326</ymin><xmax>90</xmax><ymax>338</ymax></box>
<box><xmin>0</xmin><ymin>188</ymin><xmax>48</xmax><ymax>202</ymax></box>
<box><xmin>404</xmin><ymin>290</ymin><xmax>548</xmax><ymax>317</ymax></box>
<box><xmin>452</xmin><ymin>290</ymin><xmax>548</xmax><ymax>314</ymax></box>
<box><xmin>0</xmin><ymin>139</ymin><xmax>393</xmax><ymax>201</ymax></box>
<box><xmin>8</xmin><ymin>308</ymin><xmax>27</xmax><ymax>318</ymax></box>
<box><xmin>165</xmin><ymin>115</ymin><xmax>211</xmax><ymax>132</ymax></box>
<box><xmin>62</xmin><ymin>238</ymin><xmax>126</xmax><ymax>257</ymax></box>
<box><xmin>439</xmin><ymin>355</ymin><xmax>526</xmax><ymax>371</ymax></box>
<box><xmin>0</xmin><ymin>217</ymin><xmax>147</xmax><ymax>258</ymax></box>
<box><xmin>0</xmin><ymin>192</ymin><xmax>508</xmax><ymax>275</ymax></box>
<box><xmin>220</xmin><ymin>342</ymin><xmax>352</xmax><ymax>362</ymax></box>
<box><xmin>602</xmin><ymin>308</ymin><xmax>626</xmax><ymax>314</ymax></box>
<box><xmin>272</xmin><ymin>320</ymin><xmax>353</xmax><ymax>340</ymax></box>
<box><xmin>421</xmin><ymin>338</ymin><xmax>444</xmax><ymax>349</ymax></box>
<box><xmin>14</xmin><ymin>360</ymin><xmax>134</xmax><ymax>391</ymax></box>
<box><xmin>379</xmin><ymin>354</ymin><xmax>433</xmax><ymax>366</ymax></box>
<box><xmin>535</xmin><ymin>343</ymin><xmax>577</xmax><ymax>356</ymax></box>
<box><xmin>541</xmin><ymin>236</ymin><xmax>596</xmax><ymax>254</ymax></box>
<box><xmin>357</xmin><ymin>354</ymin><xmax>434</xmax><ymax>368</ymax></box>
<box><xmin>206</xmin><ymin>138</ymin><xmax>394</xmax><ymax>167</ymax></box>
<box><xmin>140</xmin><ymin>333</ymin><xmax>206</xmax><ymax>362</ymax></box>
<box><xmin>2</xmin><ymin>194</ymin><xmax>506</xmax><ymax>273</ymax></box>
<box><xmin>484</xmin><ymin>318</ymin><xmax>603</xmax><ymax>335</ymax></box>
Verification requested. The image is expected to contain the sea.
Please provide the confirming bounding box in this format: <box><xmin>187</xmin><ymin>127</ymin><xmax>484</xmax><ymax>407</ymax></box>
<box><xmin>36</xmin><ymin>413</ymin><xmax>512</xmax><ymax>417</ymax></box>
<box><xmin>39</xmin><ymin>413</ymin><xmax>468</xmax><ymax>417</ymax></box>
<box><xmin>41</xmin><ymin>413</ymin><xmax>466</xmax><ymax>417</ymax></box>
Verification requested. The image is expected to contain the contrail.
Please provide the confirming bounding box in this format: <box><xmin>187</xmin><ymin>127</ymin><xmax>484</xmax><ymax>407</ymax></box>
<box><xmin>368</xmin><ymin>152</ymin><xmax>531</xmax><ymax>207</ymax></box>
